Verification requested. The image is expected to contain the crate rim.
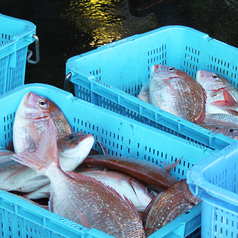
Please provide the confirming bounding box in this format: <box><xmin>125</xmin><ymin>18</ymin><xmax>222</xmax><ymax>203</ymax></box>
<box><xmin>66</xmin><ymin>24</ymin><xmax>236</xmax><ymax>66</ymax></box>
<box><xmin>0</xmin><ymin>13</ymin><xmax>36</xmax><ymax>56</ymax></box>
<box><xmin>0</xmin><ymin>13</ymin><xmax>36</xmax><ymax>36</ymax></box>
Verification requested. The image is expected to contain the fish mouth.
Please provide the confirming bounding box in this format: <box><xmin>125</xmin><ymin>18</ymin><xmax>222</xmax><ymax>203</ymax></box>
<box><xmin>75</xmin><ymin>134</ymin><xmax>95</xmax><ymax>145</ymax></box>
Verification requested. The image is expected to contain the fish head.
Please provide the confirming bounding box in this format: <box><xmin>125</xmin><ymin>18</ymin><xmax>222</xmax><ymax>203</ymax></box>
<box><xmin>19</xmin><ymin>92</ymin><xmax>62</xmax><ymax>119</ymax></box>
<box><xmin>196</xmin><ymin>70</ymin><xmax>227</xmax><ymax>91</ymax></box>
<box><xmin>202</xmin><ymin>124</ymin><xmax>238</xmax><ymax>139</ymax></box>
<box><xmin>151</xmin><ymin>64</ymin><xmax>186</xmax><ymax>81</ymax></box>
<box><xmin>57</xmin><ymin>132</ymin><xmax>95</xmax><ymax>171</ymax></box>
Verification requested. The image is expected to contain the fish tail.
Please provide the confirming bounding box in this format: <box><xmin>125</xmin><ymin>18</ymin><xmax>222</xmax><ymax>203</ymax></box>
<box><xmin>11</xmin><ymin>117</ymin><xmax>59</xmax><ymax>173</ymax></box>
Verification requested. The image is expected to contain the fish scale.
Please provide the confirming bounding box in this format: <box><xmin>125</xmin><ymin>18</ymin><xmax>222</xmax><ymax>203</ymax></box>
<box><xmin>196</xmin><ymin>70</ymin><xmax>238</xmax><ymax>114</ymax></box>
<box><xmin>0</xmin><ymin>131</ymin><xmax>94</xmax><ymax>193</ymax></box>
<box><xmin>78</xmin><ymin>170</ymin><xmax>154</xmax><ymax>212</ymax></box>
<box><xmin>12</xmin><ymin>118</ymin><xmax>146</xmax><ymax>238</ymax></box>
<box><xmin>143</xmin><ymin>179</ymin><xmax>199</xmax><ymax>237</ymax></box>
<box><xmin>149</xmin><ymin>65</ymin><xmax>206</xmax><ymax>123</ymax></box>
<box><xmin>13</xmin><ymin>92</ymin><xmax>73</xmax><ymax>153</ymax></box>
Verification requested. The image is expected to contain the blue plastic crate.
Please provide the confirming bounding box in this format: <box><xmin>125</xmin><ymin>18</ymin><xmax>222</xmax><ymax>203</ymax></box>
<box><xmin>187</xmin><ymin>141</ymin><xmax>238</xmax><ymax>238</ymax></box>
<box><xmin>0</xmin><ymin>83</ymin><xmax>216</xmax><ymax>237</ymax></box>
<box><xmin>66</xmin><ymin>25</ymin><xmax>238</xmax><ymax>151</ymax></box>
<box><xmin>0</xmin><ymin>13</ymin><xmax>36</xmax><ymax>95</ymax></box>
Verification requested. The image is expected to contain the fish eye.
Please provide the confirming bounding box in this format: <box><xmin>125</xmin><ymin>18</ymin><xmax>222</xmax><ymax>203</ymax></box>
<box><xmin>212</xmin><ymin>73</ymin><xmax>220</xmax><ymax>81</ymax></box>
<box><xmin>69</xmin><ymin>134</ymin><xmax>75</xmax><ymax>139</ymax></box>
<box><xmin>228</xmin><ymin>129</ymin><xmax>234</xmax><ymax>133</ymax></box>
<box><xmin>168</xmin><ymin>67</ymin><xmax>175</xmax><ymax>72</ymax></box>
<box><xmin>147</xmin><ymin>188</ymin><xmax>152</xmax><ymax>193</ymax></box>
<box><xmin>39</xmin><ymin>100</ymin><xmax>48</xmax><ymax>108</ymax></box>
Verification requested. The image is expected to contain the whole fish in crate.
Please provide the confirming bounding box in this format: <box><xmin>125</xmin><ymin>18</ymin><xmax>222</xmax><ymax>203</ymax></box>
<box><xmin>149</xmin><ymin>64</ymin><xmax>206</xmax><ymax>123</ymax></box>
<box><xmin>77</xmin><ymin>155</ymin><xmax>181</xmax><ymax>193</ymax></box>
<box><xmin>143</xmin><ymin>179</ymin><xmax>200</xmax><ymax>237</ymax></box>
<box><xmin>13</xmin><ymin>91</ymin><xmax>73</xmax><ymax>153</ymax></box>
<box><xmin>26</xmin><ymin>170</ymin><xmax>155</xmax><ymax>212</ymax></box>
<box><xmin>0</xmin><ymin>131</ymin><xmax>94</xmax><ymax>193</ymax></box>
<box><xmin>11</xmin><ymin>118</ymin><xmax>146</xmax><ymax>238</ymax></box>
<box><xmin>196</xmin><ymin>70</ymin><xmax>238</xmax><ymax>114</ymax></box>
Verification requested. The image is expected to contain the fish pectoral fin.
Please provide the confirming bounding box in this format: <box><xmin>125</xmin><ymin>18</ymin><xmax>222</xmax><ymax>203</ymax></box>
<box><xmin>211</xmin><ymin>91</ymin><xmax>238</xmax><ymax>108</ymax></box>
<box><xmin>75</xmin><ymin>210</ymin><xmax>91</xmax><ymax>229</ymax></box>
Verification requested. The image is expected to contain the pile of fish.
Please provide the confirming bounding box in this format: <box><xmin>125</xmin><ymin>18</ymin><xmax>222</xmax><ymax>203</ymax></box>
<box><xmin>138</xmin><ymin>64</ymin><xmax>238</xmax><ymax>139</ymax></box>
<box><xmin>0</xmin><ymin>91</ymin><xmax>199</xmax><ymax>237</ymax></box>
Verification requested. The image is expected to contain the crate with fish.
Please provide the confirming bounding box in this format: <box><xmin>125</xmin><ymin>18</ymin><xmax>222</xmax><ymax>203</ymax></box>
<box><xmin>0</xmin><ymin>83</ymin><xmax>216</xmax><ymax>237</ymax></box>
<box><xmin>66</xmin><ymin>25</ymin><xmax>238</xmax><ymax>151</ymax></box>
<box><xmin>187</xmin><ymin>140</ymin><xmax>238</xmax><ymax>238</ymax></box>
<box><xmin>0</xmin><ymin>13</ymin><xmax>38</xmax><ymax>95</ymax></box>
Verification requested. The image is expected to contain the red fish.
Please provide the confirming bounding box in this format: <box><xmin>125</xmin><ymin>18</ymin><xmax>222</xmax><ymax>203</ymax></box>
<box><xmin>143</xmin><ymin>179</ymin><xmax>200</xmax><ymax>236</ymax></box>
<box><xmin>11</xmin><ymin>118</ymin><xmax>146</xmax><ymax>238</ymax></box>
<box><xmin>13</xmin><ymin>92</ymin><xmax>73</xmax><ymax>153</ymax></box>
<box><xmin>77</xmin><ymin>154</ymin><xmax>181</xmax><ymax>193</ymax></box>
<box><xmin>0</xmin><ymin>131</ymin><xmax>94</xmax><ymax>193</ymax></box>
<box><xmin>196</xmin><ymin>70</ymin><xmax>238</xmax><ymax>114</ymax></box>
<box><xmin>78</xmin><ymin>170</ymin><xmax>155</xmax><ymax>212</ymax></box>
<box><xmin>197</xmin><ymin>123</ymin><xmax>238</xmax><ymax>140</ymax></box>
<box><xmin>149</xmin><ymin>64</ymin><xmax>206</xmax><ymax>123</ymax></box>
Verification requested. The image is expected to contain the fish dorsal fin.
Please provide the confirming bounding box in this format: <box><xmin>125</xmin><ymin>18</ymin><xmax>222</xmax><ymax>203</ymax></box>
<box><xmin>164</xmin><ymin>155</ymin><xmax>183</xmax><ymax>172</ymax></box>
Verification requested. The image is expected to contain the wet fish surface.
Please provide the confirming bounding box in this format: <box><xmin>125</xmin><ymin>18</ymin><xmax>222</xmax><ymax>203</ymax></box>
<box><xmin>0</xmin><ymin>131</ymin><xmax>94</xmax><ymax>193</ymax></box>
<box><xmin>143</xmin><ymin>179</ymin><xmax>200</xmax><ymax>237</ymax></box>
<box><xmin>78</xmin><ymin>154</ymin><xmax>179</xmax><ymax>193</ymax></box>
<box><xmin>13</xmin><ymin>92</ymin><xmax>73</xmax><ymax>153</ymax></box>
<box><xmin>79</xmin><ymin>170</ymin><xmax>155</xmax><ymax>212</ymax></box>
<box><xmin>12</xmin><ymin>118</ymin><xmax>146</xmax><ymax>238</ymax></box>
<box><xmin>149</xmin><ymin>64</ymin><xmax>206</xmax><ymax>123</ymax></box>
<box><xmin>196</xmin><ymin>70</ymin><xmax>238</xmax><ymax>114</ymax></box>
<box><xmin>198</xmin><ymin>123</ymin><xmax>238</xmax><ymax>139</ymax></box>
